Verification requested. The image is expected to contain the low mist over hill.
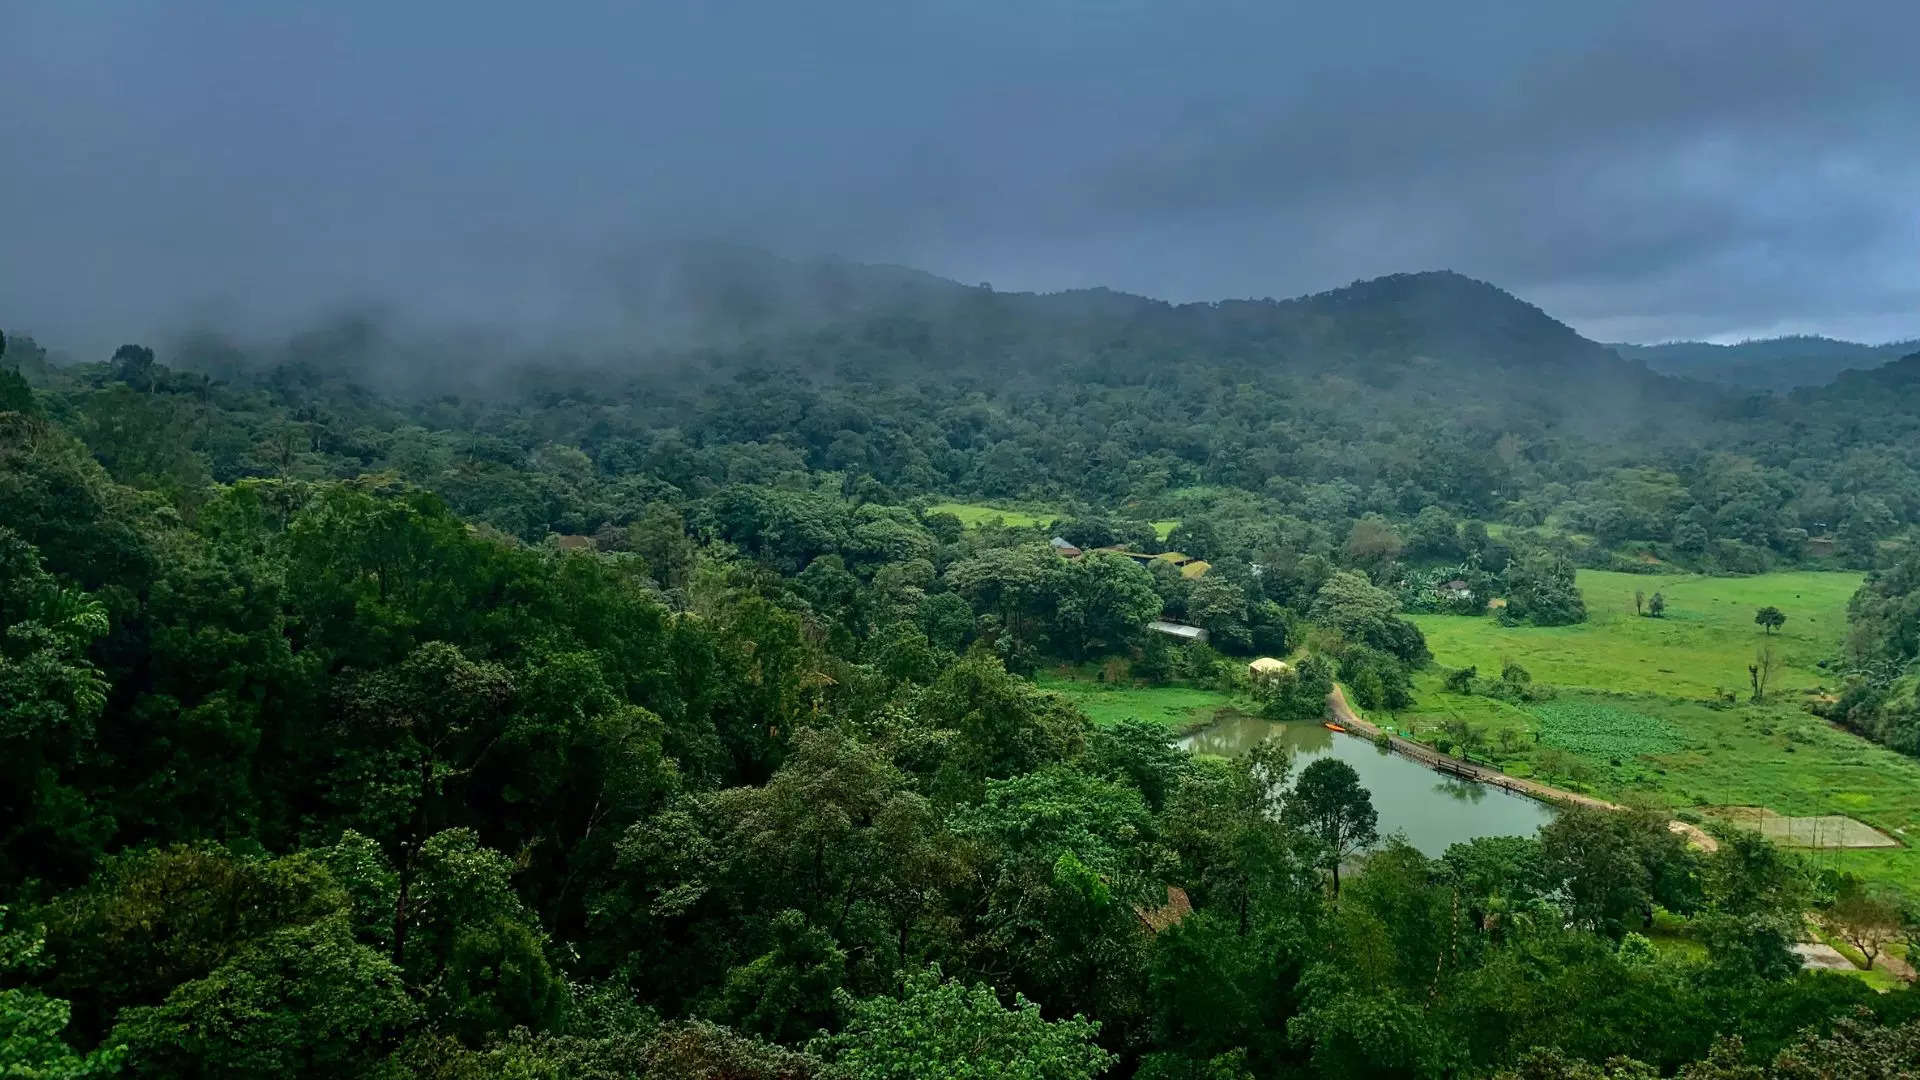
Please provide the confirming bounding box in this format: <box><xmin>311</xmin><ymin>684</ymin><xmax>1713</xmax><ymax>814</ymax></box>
<box><xmin>1615</xmin><ymin>336</ymin><xmax>1920</xmax><ymax>392</ymax></box>
<box><xmin>131</xmin><ymin>255</ymin><xmax>1717</xmax><ymax>456</ymax></box>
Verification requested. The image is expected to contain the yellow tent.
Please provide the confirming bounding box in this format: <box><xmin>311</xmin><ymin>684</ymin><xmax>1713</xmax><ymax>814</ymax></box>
<box><xmin>1249</xmin><ymin>657</ymin><xmax>1290</xmax><ymax>681</ymax></box>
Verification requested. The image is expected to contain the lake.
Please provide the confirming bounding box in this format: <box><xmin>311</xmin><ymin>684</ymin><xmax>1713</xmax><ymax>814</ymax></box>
<box><xmin>1178</xmin><ymin>710</ymin><xmax>1557</xmax><ymax>855</ymax></box>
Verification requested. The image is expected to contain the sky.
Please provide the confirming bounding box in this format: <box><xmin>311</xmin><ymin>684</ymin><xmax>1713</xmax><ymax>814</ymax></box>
<box><xmin>5</xmin><ymin>0</ymin><xmax>1918</xmax><ymax>356</ymax></box>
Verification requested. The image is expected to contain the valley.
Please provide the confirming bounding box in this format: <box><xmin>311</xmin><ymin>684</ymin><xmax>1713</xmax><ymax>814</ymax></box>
<box><xmin>14</xmin><ymin>5</ymin><xmax>1920</xmax><ymax>1074</ymax></box>
<box><xmin>7</xmin><ymin>260</ymin><xmax>1920</xmax><ymax>1075</ymax></box>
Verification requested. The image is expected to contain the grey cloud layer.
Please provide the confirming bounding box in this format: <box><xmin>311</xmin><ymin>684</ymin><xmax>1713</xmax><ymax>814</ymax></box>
<box><xmin>4</xmin><ymin>0</ymin><xmax>1916</xmax><ymax>352</ymax></box>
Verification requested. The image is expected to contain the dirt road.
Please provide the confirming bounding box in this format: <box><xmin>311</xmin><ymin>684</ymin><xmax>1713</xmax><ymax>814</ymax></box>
<box><xmin>1325</xmin><ymin>685</ymin><xmax>1718</xmax><ymax>852</ymax></box>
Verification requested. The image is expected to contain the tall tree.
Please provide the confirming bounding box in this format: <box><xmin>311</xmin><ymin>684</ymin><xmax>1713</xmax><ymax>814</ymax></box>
<box><xmin>1820</xmin><ymin>875</ymin><xmax>1901</xmax><ymax>970</ymax></box>
<box><xmin>1050</xmin><ymin>552</ymin><xmax>1162</xmax><ymax>660</ymax></box>
<box><xmin>1283</xmin><ymin>759</ymin><xmax>1379</xmax><ymax>895</ymax></box>
<box><xmin>0</xmin><ymin>529</ymin><xmax>112</xmax><ymax>887</ymax></box>
<box><xmin>109</xmin><ymin>917</ymin><xmax>415</xmax><ymax>1078</ymax></box>
<box><xmin>811</xmin><ymin>965</ymin><xmax>1115</xmax><ymax>1080</ymax></box>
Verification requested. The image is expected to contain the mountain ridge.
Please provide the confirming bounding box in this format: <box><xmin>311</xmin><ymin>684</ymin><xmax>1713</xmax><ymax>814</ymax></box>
<box><xmin>1612</xmin><ymin>335</ymin><xmax>1920</xmax><ymax>392</ymax></box>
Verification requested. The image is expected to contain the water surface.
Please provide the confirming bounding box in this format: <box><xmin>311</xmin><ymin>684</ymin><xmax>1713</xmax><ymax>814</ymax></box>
<box><xmin>1179</xmin><ymin>710</ymin><xmax>1556</xmax><ymax>855</ymax></box>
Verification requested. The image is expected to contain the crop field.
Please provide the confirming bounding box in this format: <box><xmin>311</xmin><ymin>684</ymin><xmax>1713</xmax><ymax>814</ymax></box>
<box><xmin>1409</xmin><ymin>569</ymin><xmax>1861</xmax><ymax>700</ymax></box>
<box><xmin>924</xmin><ymin>501</ymin><xmax>1059</xmax><ymax>530</ymax></box>
<box><xmin>1533</xmin><ymin>700</ymin><xmax>1685</xmax><ymax>758</ymax></box>
<box><xmin>1394</xmin><ymin>690</ymin><xmax>1920</xmax><ymax>892</ymax></box>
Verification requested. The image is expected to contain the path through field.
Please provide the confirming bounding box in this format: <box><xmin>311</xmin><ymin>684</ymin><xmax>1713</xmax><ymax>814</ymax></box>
<box><xmin>1325</xmin><ymin>684</ymin><xmax>1717</xmax><ymax>852</ymax></box>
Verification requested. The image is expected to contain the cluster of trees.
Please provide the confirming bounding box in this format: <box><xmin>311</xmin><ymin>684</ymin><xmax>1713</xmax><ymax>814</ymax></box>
<box><xmin>1831</xmin><ymin>551</ymin><xmax>1920</xmax><ymax>755</ymax></box>
<box><xmin>1501</xmin><ymin>552</ymin><xmax>1586</xmax><ymax>627</ymax></box>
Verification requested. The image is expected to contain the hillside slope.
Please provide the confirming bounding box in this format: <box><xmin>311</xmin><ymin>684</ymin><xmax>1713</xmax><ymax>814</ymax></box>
<box><xmin>1615</xmin><ymin>335</ymin><xmax>1920</xmax><ymax>392</ymax></box>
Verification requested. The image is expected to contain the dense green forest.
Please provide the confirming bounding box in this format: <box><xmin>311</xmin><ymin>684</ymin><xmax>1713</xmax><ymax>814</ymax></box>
<box><xmin>6</xmin><ymin>260</ymin><xmax>1920</xmax><ymax>1078</ymax></box>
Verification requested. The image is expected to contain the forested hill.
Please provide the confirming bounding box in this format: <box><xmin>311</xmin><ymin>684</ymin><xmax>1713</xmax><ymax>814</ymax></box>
<box><xmin>643</xmin><ymin>262</ymin><xmax>1712</xmax><ymax>444</ymax></box>
<box><xmin>1280</xmin><ymin>270</ymin><xmax>1626</xmax><ymax>371</ymax></box>
<box><xmin>692</xmin><ymin>263</ymin><xmax>1660</xmax><ymax>385</ymax></box>
<box><xmin>1804</xmin><ymin>350</ymin><xmax>1920</xmax><ymax>424</ymax></box>
<box><xmin>1615</xmin><ymin>335</ymin><xmax>1920</xmax><ymax>393</ymax></box>
<box><xmin>12</xmin><ymin>255</ymin><xmax>1918</xmax><ymax>557</ymax></box>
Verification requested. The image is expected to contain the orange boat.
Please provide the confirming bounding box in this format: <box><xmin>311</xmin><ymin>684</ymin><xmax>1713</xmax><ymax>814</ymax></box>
<box><xmin>1324</xmin><ymin>722</ymin><xmax>1346</xmax><ymax>733</ymax></box>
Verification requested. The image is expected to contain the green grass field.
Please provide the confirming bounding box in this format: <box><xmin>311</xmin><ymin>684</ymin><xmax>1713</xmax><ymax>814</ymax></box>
<box><xmin>1395</xmin><ymin>568</ymin><xmax>1920</xmax><ymax>894</ymax></box>
<box><xmin>1410</xmin><ymin>569</ymin><xmax>1859</xmax><ymax>701</ymax></box>
<box><xmin>924</xmin><ymin>501</ymin><xmax>1176</xmax><ymax>542</ymax></box>
<box><xmin>925</xmin><ymin>501</ymin><xmax>1059</xmax><ymax>530</ymax></box>
<box><xmin>1034</xmin><ymin>669</ymin><xmax>1241</xmax><ymax>732</ymax></box>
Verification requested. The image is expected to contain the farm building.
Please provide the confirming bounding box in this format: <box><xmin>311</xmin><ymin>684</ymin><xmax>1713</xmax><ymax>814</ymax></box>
<box><xmin>1049</xmin><ymin>536</ymin><xmax>1083</xmax><ymax>557</ymax></box>
<box><xmin>1087</xmin><ymin>548</ymin><xmax>1209</xmax><ymax>577</ymax></box>
<box><xmin>1148</xmin><ymin>620</ymin><xmax>1208</xmax><ymax>643</ymax></box>
<box><xmin>1439</xmin><ymin>578</ymin><xmax>1472</xmax><ymax>599</ymax></box>
<box><xmin>1248</xmin><ymin>656</ymin><xmax>1291</xmax><ymax>681</ymax></box>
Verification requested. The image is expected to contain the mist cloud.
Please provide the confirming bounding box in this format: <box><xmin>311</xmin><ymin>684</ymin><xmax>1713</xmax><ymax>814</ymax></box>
<box><xmin>4</xmin><ymin>0</ymin><xmax>1917</xmax><ymax>354</ymax></box>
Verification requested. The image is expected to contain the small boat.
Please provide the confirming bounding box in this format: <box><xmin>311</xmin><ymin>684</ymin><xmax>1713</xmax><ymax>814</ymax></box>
<box><xmin>1324</xmin><ymin>722</ymin><xmax>1347</xmax><ymax>733</ymax></box>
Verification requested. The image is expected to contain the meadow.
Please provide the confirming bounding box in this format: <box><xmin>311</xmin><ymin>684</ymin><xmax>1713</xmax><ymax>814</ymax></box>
<box><xmin>924</xmin><ymin>500</ymin><xmax>1060</xmax><ymax>529</ymax></box>
<box><xmin>1034</xmin><ymin>668</ymin><xmax>1241</xmax><ymax>731</ymax></box>
<box><xmin>1409</xmin><ymin>569</ymin><xmax>1859</xmax><ymax>701</ymax></box>
<box><xmin>1396</xmin><ymin>568</ymin><xmax>1920</xmax><ymax>893</ymax></box>
<box><xmin>924</xmin><ymin>500</ymin><xmax>1180</xmax><ymax>541</ymax></box>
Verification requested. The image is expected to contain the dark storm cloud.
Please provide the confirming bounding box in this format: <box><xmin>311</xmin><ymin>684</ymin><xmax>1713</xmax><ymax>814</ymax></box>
<box><xmin>4</xmin><ymin>0</ymin><xmax>1917</xmax><ymax>354</ymax></box>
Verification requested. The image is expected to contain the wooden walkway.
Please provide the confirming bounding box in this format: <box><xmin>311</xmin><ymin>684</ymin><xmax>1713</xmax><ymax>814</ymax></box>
<box><xmin>1323</xmin><ymin>686</ymin><xmax>1717</xmax><ymax>853</ymax></box>
<box><xmin>1324</xmin><ymin>685</ymin><xmax>1620</xmax><ymax>811</ymax></box>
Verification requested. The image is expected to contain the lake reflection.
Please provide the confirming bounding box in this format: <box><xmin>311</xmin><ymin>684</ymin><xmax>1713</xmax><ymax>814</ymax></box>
<box><xmin>1435</xmin><ymin>778</ymin><xmax>1488</xmax><ymax>804</ymax></box>
<box><xmin>1178</xmin><ymin>709</ymin><xmax>1556</xmax><ymax>856</ymax></box>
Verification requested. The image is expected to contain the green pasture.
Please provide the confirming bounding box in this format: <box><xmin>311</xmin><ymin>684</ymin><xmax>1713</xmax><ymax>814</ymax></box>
<box><xmin>924</xmin><ymin>500</ymin><xmax>1059</xmax><ymax>530</ymax></box>
<box><xmin>1410</xmin><ymin>569</ymin><xmax>1860</xmax><ymax>701</ymax></box>
<box><xmin>1394</xmin><ymin>568</ymin><xmax>1920</xmax><ymax>893</ymax></box>
<box><xmin>1394</xmin><ymin>689</ymin><xmax>1920</xmax><ymax>893</ymax></box>
<box><xmin>1034</xmin><ymin>669</ymin><xmax>1240</xmax><ymax>732</ymax></box>
<box><xmin>924</xmin><ymin>500</ymin><xmax>1176</xmax><ymax>542</ymax></box>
